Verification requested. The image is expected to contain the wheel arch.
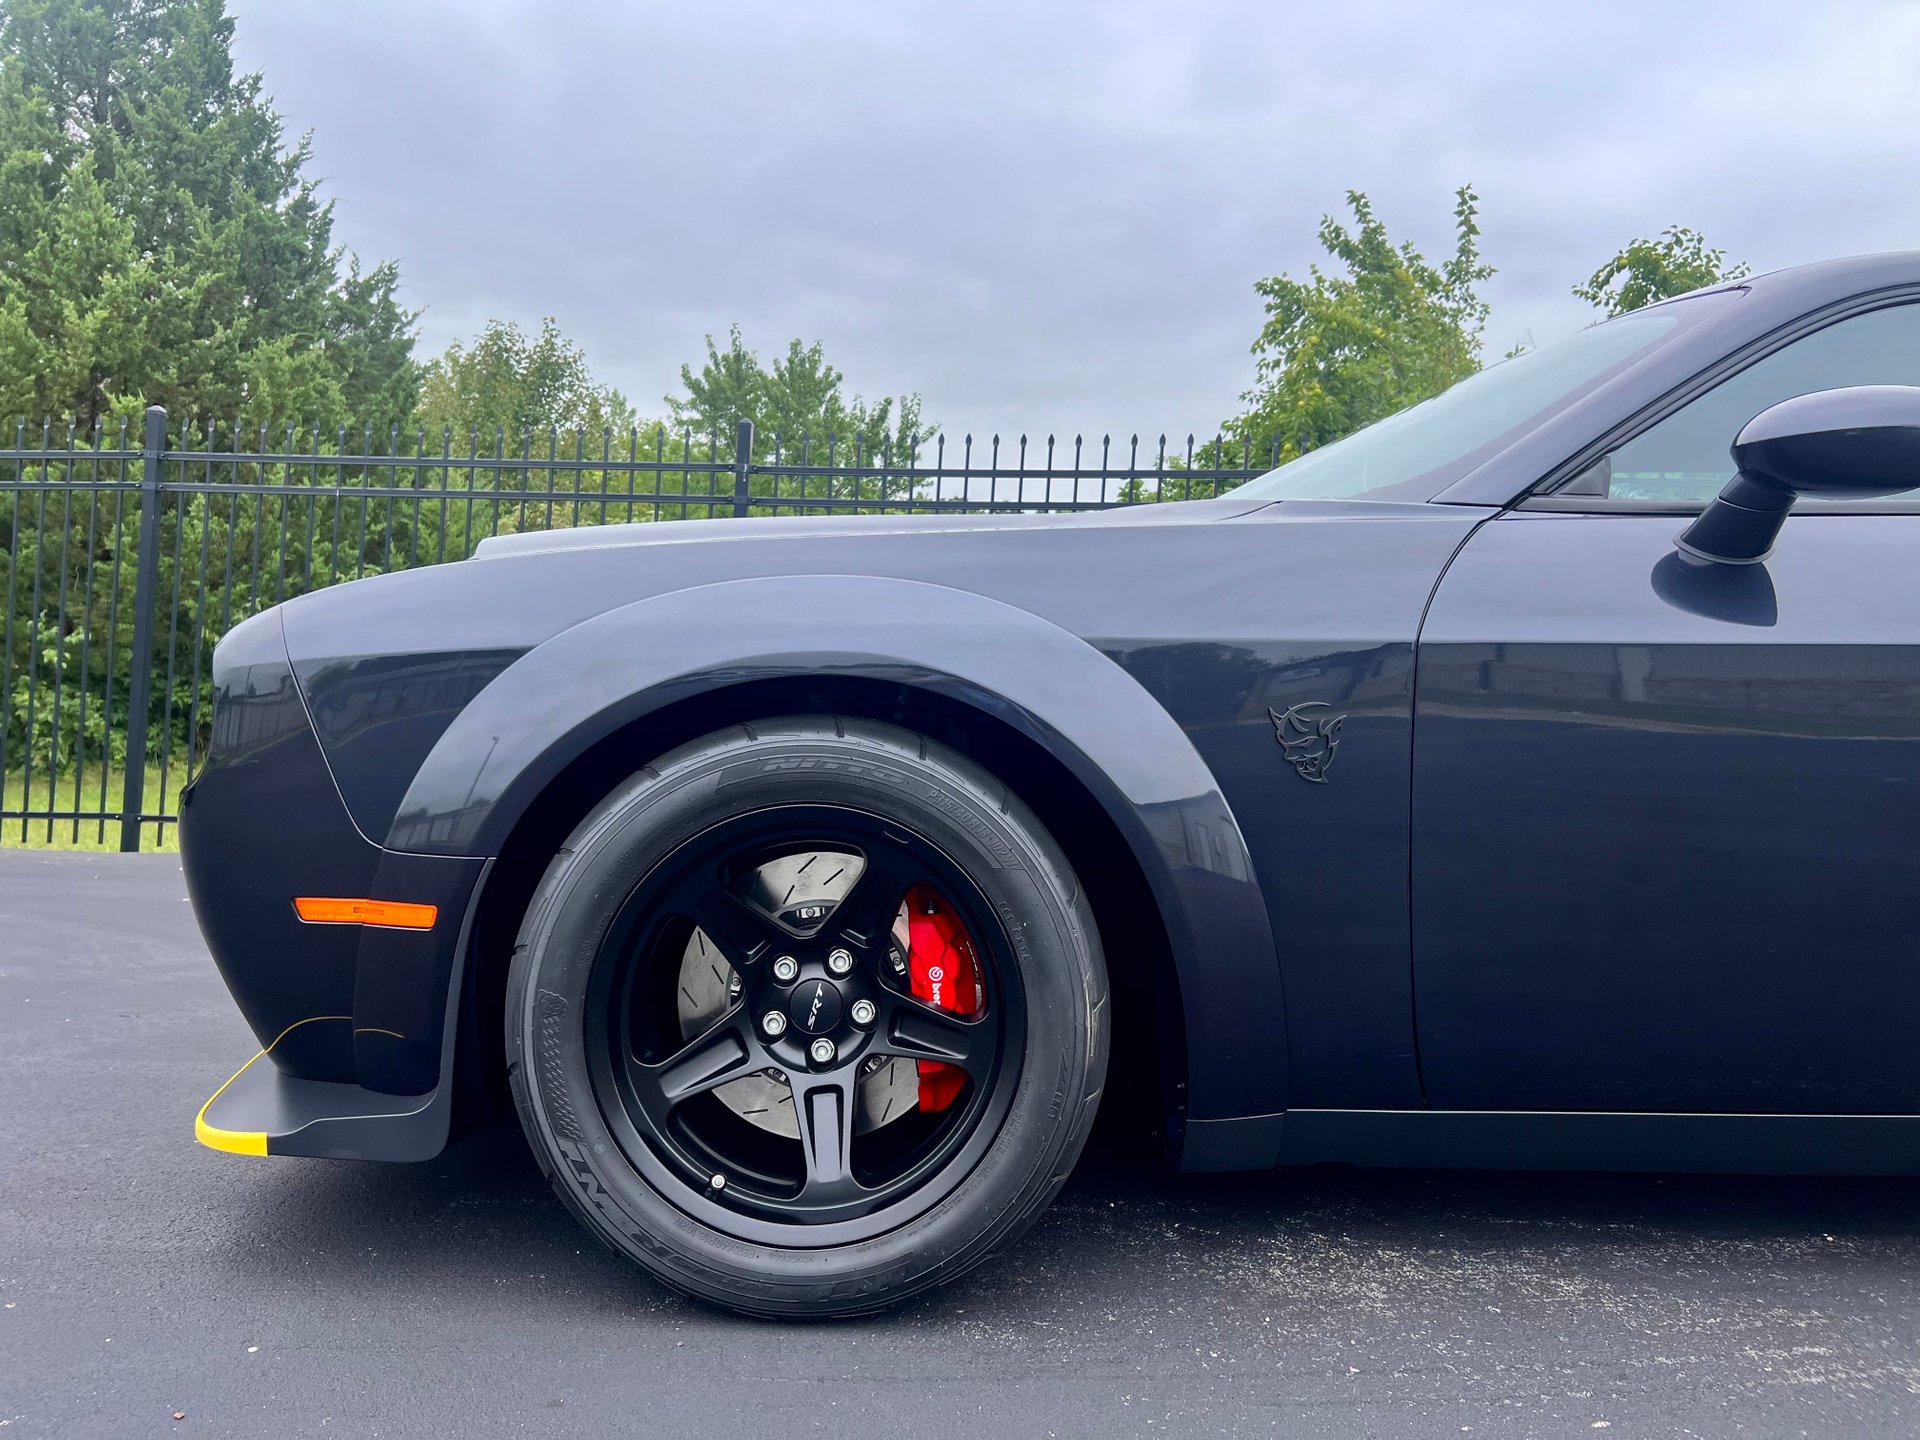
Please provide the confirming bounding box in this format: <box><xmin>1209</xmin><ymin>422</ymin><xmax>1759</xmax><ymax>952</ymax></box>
<box><xmin>405</xmin><ymin>576</ymin><xmax>1284</xmax><ymax>1162</ymax></box>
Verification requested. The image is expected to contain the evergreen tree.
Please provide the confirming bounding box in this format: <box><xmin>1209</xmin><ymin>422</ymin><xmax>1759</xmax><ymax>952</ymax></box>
<box><xmin>0</xmin><ymin>0</ymin><xmax>421</xmax><ymax>796</ymax></box>
<box><xmin>0</xmin><ymin>0</ymin><xmax>418</xmax><ymax>430</ymax></box>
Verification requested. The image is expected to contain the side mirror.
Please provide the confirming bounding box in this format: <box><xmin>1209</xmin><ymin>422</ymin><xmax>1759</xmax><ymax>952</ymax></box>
<box><xmin>1675</xmin><ymin>385</ymin><xmax>1920</xmax><ymax>565</ymax></box>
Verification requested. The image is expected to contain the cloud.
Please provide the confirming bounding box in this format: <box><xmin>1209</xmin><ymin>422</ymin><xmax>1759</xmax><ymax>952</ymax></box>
<box><xmin>233</xmin><ymin>0</ymin><xmax>1920</xmax><ymax>444</ymax></box>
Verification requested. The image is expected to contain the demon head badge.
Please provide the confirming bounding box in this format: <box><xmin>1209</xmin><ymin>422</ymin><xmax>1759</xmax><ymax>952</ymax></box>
<box><xmin>1269</xmin><ymin>701</ymin><xmax>1346</xmax><ymax>784</ymax></box>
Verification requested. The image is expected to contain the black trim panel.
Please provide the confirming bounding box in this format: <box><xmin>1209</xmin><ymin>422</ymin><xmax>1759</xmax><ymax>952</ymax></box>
<box><xmin>1280</xmin><ymin>1109</ymin><xmax>1920</xmax><ymax>1176</ymax></box>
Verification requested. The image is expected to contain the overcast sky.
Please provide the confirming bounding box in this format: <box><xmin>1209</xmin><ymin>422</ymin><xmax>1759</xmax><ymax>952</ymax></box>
<box><xmin>232</xmin><ymin>0</ymin><xmax>1920</xmax><ymax>446</ymax></box>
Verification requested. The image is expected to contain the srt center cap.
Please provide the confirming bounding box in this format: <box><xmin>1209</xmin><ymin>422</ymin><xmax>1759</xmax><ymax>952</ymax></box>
<box><xmin>790</xmin><ymin>978</ymin><xmax>843</xmax><ymax>1035</ymax></box>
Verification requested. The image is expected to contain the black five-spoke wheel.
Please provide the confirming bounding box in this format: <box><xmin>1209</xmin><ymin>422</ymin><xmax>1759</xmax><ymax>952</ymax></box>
<box><xmin>506</xmin><ymin>717</ymin><xmax>1108</xmax><ymax>1317</ymax></box>
<box><xmin>593</xmin><ymin>806</ymin><xmax>1024</xmax><ymax>1231</ymax></box>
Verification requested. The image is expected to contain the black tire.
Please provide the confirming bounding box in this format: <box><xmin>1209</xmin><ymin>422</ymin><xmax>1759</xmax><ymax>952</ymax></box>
<box><xmin>505</xmin><ymin>716</ymin><xmax>1108</xmax><ymax>1318</ymax></box>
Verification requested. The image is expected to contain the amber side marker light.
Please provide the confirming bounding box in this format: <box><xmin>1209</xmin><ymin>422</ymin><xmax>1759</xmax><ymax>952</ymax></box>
<box><xmin>293</xmin><ymin>896</ymin><xmax>438</xmax><ymax>930</ymax></box>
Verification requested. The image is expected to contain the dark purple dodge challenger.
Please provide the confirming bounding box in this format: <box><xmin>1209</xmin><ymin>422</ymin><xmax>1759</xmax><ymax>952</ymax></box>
<box><xmin>186</xmin><ymin>255</ymin><xmax>1920</xmax><ymax>1316</ymax></box>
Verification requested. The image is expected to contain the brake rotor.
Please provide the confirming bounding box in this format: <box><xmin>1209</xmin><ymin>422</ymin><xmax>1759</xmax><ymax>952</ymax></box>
<box><xmin>675</xmin><ymin>849</ymin><xmax>921</xmax><ymax>1139</ymax></box>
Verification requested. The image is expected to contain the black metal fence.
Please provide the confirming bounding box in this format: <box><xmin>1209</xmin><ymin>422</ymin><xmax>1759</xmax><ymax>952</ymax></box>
<box><xmin>0</xmin><ymin>406</ymin><xmax>1278</xmax><ymax>851</ymax></box>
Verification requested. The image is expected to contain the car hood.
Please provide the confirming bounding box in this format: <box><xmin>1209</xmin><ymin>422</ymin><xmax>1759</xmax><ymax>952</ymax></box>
<box><xmin>471</xmin><ymin>492</ymin><xmax>1272</xmax><ymax>561</ymax></box>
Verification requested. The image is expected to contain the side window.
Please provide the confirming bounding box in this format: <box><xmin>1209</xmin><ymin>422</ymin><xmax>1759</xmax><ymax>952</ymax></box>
<box><xmin>1603</xmin><ymin>303</ymin><xmax>1920</xmax><ymax>501</ymax></box>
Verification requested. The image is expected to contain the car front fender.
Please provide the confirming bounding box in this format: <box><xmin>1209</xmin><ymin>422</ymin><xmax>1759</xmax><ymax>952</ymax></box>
<box><xmin>389</xmin><ymin>573</ymin><xmax>1285</xmax><ymax>1137</ymax></box>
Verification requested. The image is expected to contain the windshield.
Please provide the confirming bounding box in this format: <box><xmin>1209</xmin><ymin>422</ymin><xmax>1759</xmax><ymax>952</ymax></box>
<box><xmin>1232</xmin><ymin>296</ymin><xmax>1731</xmax><ymax>503</ymax></box>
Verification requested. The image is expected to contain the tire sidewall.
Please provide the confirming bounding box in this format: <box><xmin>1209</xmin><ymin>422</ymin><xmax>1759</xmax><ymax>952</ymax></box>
<box><xmin>508</xmin><ymin>723</ymin><xmax>1102</xmax><ymax>1313</ymax></box>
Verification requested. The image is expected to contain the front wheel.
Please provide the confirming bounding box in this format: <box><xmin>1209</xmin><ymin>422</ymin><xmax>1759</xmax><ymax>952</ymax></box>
<box><xmin>505</xmin><ymin>716</ymin><xmax>1108</xmax><ymax>1317</ymax></box>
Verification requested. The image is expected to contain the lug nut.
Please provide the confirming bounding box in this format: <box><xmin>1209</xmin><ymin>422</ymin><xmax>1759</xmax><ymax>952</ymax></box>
<box><xmin>809</xmin><ymin>1037</ymin><xmax>837</xmax><ymax>1064</ymax></box>
<box><xmin>849</xmin><ymin>998</ymin><xmax>877</xmax><ymax>1026</ymax></box>
<box><xmin>761</xmin><ymin>1011</ymin><xmax>787</xmax><ymax>1037</ymax></box>
<box><xmin>771</xmin><ymin>955</ymin><xmax>800</xmax><ymax>983</ymax></box>
<box><xmin>826</xmin><ymin>947</ymin><xmax>855</xmax><ymax>976</ymax></box>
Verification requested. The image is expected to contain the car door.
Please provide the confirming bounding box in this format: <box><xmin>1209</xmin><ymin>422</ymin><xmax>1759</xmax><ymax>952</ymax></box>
<box><xmin>1412</xmin><ymin>300</ymin><xmax>1920</xmax><ymax>1115</ymax></box>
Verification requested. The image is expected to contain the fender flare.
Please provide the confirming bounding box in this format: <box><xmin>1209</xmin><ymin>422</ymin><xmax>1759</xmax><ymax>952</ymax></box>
<box><xmin>389</xmin><ymin>574</ymin><xmax>1285</xmax><ymax>1130</ymax></box>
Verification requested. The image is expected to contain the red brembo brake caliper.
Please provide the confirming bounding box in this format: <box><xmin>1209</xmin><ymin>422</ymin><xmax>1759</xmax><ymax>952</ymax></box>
<box><xmin>902</xmin><ymin>883</ymin><xmax>981</xmax><ymax>1111</ymax></box>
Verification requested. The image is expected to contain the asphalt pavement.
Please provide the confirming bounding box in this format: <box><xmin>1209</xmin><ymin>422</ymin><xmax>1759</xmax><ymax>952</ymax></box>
<box><xmin>5</xmin><ymin>849</ymin><xmax>1920</xmax><ymax>1438</ymax></box>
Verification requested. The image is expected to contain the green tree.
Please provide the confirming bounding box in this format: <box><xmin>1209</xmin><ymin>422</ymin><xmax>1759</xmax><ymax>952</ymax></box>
<box><xmin>1221</xmin><ymin>186</ymin><xmax>1494</xmax><ymax>471</ymax></box>
<box><xmin>1</xmin><ymin>0</ymin><xmax>429</xmax><ymax>798</ymax></box>
<box><xmin>667</xmin><ymin>327</ymin><xmax>933</xmax><ymax>511</ymax></box>
<box><xmin>416</xmin><ymin>316</ymin><xmax>693</xmax><ymax>539</ymax></box>
<box><xmin>1573</xmin><ymin>226</ymin><xmax>1750</xmax><ymax>317</ymax></box>
<box><xmin>0</xmin><ymin>0</ymin><xmax>418</xmax><ymax>430</ymax></box>
<box><xmin>418</xmin><ymin>316</ymin><xmax>636</xmax><ymax>442</ymax></box>
<box><xmin>669</xmin><ymin>326</ymin><xmax>929</xmax><ymax>463</ymax></box>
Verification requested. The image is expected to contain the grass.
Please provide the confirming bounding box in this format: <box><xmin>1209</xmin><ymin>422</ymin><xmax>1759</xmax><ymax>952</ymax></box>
<box><xmin>0</xmin><ymin>763</ymin><xmax>180</xmax><ymax>852</ymax></box>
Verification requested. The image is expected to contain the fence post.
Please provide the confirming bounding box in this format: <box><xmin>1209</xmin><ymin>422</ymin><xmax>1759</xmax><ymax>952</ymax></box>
<box><xmin>732</xmin><ymin>418</ymin><xmax>754</xmax><ymax>518</ymax></box>
<box><xmin>118</xmin><ymin>405</ymin><xmax>166</xmax><ymax>852</ymax></box>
